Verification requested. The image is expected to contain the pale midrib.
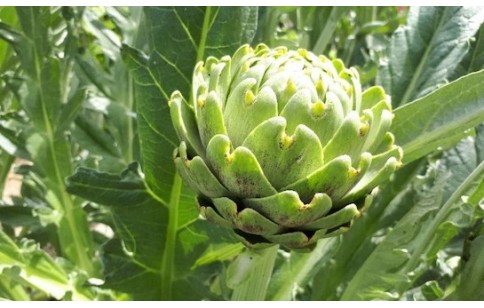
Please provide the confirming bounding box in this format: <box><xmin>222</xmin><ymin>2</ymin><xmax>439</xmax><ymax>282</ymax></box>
<box><xmin>158</xmin><ymin>7</ymin><xmax>213</xmax><ymax>300</ymax></box>
<box><xmin>159</xmin><ymin>173</ymin><xmax>181</xmax><ymax>300</ymax></box>
<box><xmin>399</xmin><ymin>10</ymin><xmax>447</xmax><ymax>106</ymax></box>
<box><xmin>196</xmin><ymin>7</ymin><xmax>212</xmax><ymax>64</ymax></box>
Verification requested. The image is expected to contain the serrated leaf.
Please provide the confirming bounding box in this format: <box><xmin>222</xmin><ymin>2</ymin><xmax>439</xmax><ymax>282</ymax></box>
<box><xmin>66</xmin><ymin>163</ymin><xmax>167</xmax><ymax>270</ymax></box>
<box><xmin>377</xmin><ymin>7</ymin><xmax>484</xmax><ymax>106</ymax></box>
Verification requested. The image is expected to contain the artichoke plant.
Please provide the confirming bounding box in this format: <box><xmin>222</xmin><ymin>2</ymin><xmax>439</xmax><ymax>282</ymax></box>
<box><xmin>169</xmin><ymin>44</ymin><xmax>403</xmax><ymax>249</ymax></box>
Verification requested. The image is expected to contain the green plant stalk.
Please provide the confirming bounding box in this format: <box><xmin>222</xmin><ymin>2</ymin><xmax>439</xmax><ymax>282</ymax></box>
<box><xmin>160</xmin><ymin>173</ymin><xmax>182</xmax><ymax>300</ymax></box>
<box><xmin>312</xmin><ymin>7</ymin><xmax>347</xmax><ymax>55</ymax></box>
<box><xmin>231</xmin><ymin>245</ymin><xmax>279</xmax><ymax>301</ymax></box>
<box><xmin>33</xmin><ymin>48</ymin><xmax>94</xmax><ymax>276</ymax></box>
<box><xmin>196</xmin><ymin>6</ymin><xmax>212</xmax><ymax>63</ymax></box>
<box><xmin>270</xmin><ymin>238</ymin><xmax>337</xmax><ymax>300</ymax></box>
<box><xmin>43</xmin><ymin>122</ymin><xmax>95</xmax><ymax>277</ymax></box>
<box><xmin>263</xmin><ymin>8</ymin><xmax>280</xmax><ymax>47</ymax></box>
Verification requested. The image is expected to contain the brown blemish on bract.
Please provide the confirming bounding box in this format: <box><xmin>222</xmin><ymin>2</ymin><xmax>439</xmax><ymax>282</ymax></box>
<box><xmin>234</xmin><ymin>175</ymin><xmax>260</xmax><ymax>198</ymax></box>
<box><xmin>240</xmin><ymin>224</ymin><xmax>264</xmax><ymax>234</ymax></box>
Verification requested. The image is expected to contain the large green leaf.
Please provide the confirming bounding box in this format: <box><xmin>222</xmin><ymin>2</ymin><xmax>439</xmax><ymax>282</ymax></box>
<box><xmin>392</xmin><ymin>70</ymin><xmax>484</xmax><ymax>164</ymax></box>
<box><xmin>111</xmin><ymin>7</ymin><xmax>258</xmax><ymax>299</ymax></box>
<box><xmin>377</xmin><ymin>7</ymin><xmax>484</xmax><ymax>106</ymax></box>
<box><xmin>122</xmin><ymin>7</ymin><xmax>258</xmax><ymax>201</ymax></box>
<box><xmin>67</xmin><ymin>163</ymin><xmax>167</xmax><ymax>270</ymax></box>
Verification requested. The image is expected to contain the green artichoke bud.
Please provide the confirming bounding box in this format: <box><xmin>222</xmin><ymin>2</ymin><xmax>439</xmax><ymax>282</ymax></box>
<box><xmin>169</xmin><ymin>44</ymin><xmax>402</xmax><ymax>249</ymax></box>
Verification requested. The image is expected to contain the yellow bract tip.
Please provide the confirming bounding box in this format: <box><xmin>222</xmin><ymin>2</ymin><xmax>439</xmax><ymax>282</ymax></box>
<box><xmin>197</xmin><ymin>95</ymin><xmax>206</xmax><ymax>108</ymax></box>
<box><xmin>245</xmin><ymin>90</ymin><xmax>256</xmax><ymax>106</ymax></box>
<box><xmin>241</xmin><ymin>62</ymin><xmax>250</xmax><ymax>73</ymax></box>
<box><xmin>284</xmin><ymin>78</ymin><xmax>297</xmax><ymax>97</ymax></box>
<box><xmin>280</xmin><ymin>133</ymin><xmax>294</xmax><ymax>150</ymax></box>
<box><xmin>224</xmin><ymin>152</ymin><xmax>234</xmax><ymax>163</ymax></box>
<box><xmin>312</xmin><ymin>101</ymin><xmax>326</xmax><ymax>118</ymax></box>
<box><xmin>359</xmin><ymin>122</ymin><xmax>370</xmax><ymax>136</ymax></box>
<box><xmin>298</xmin><ymin>48</ymin><xmax>308</xmax><ymax>58</ymax></box>
<box><xmin>348</xmin><ymin>167</ymin><xmax>358</xmax><ymax>178</ymax></box>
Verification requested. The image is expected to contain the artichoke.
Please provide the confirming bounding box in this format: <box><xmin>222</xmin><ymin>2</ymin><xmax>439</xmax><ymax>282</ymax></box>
<box><xmin>169</xmin><ymin>44</ymin><xmax>402</xmax><ymax>249</ymax></box>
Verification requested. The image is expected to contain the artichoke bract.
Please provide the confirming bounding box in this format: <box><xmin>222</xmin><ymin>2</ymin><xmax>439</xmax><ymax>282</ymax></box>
<box><xmin>169</xmin><ymin>44</ymin><xmax>402</xmax><ymax>249</ymax></box>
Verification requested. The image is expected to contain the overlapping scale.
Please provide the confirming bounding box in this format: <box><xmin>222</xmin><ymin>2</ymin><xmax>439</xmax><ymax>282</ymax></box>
<box><xmin>223</xmin><ymin>79</ymin><xmax>278</xmax><ymax>147</ymax></box>
<box><xmin>241</xmin><ymin>117</ymin><xmax>324</xmax><ymax>189</ymax></box>
<box><xmin>206</xmin><ymin>134</ymin><xmax>277</xmax><ymax>198</ymax></box>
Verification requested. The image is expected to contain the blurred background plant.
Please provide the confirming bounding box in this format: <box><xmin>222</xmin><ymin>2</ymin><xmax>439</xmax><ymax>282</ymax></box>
<box><xmin>0</xmin><ymin>6</ymin><xmax>140</xmax><ymax>300</ymax></box>
<box><xmin>0</xmin><ymin>6</ymin><xmax>483</xmax><ymax>301</ymax></box>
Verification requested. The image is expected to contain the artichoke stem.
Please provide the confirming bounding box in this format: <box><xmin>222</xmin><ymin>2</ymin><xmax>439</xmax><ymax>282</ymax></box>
<box><xmin>231</xmin><ymin>245</ymin><xmax>279</xmax><ymax>300</ymax></box>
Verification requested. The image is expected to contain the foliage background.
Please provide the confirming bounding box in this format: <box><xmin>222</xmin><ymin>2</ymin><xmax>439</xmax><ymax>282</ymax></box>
<box><xmin>0</xmin><ymin>6</ymin><xmax>483</xmax><ymax>300</ymax></box>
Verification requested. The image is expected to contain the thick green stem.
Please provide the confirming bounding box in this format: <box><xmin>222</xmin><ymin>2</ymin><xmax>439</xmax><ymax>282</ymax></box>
<box><xmin>271</xmin><ymin>238</ymin><xmax>338</xmax><ymax>300</ymax></box>
<box><xmin>196</xmin><ymin>7</ymin><xmax>212</xmax><ymax>63</ymax></box>
<box><xmin>160</xmin><ymin>173</ymin><xmax>182</xmax><ymax>300</ymax></box>
<box><xmin>231</xmin><ymin>245</ymin><xmax>279</xmax><ymax>301</ymax></box>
